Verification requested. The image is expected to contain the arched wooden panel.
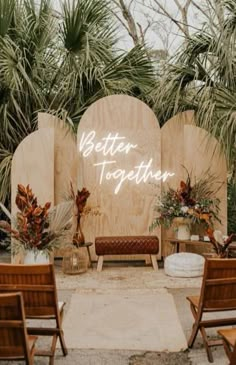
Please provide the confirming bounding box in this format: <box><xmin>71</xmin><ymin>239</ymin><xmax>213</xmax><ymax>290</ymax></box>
<box><xmin>161</xmin><ymin>111</ymin><xmax>195</xmax><ymax>256</ymax></box>
<box><xmin>161</xmin><ymin>110</ymin><xmax>195</xmax><ymax>188</ymax></box>
<box><xmin>11</xmin><ymin>129</ymin><xmax>54</xmax><ymax>210</ymax></box>
<box><xmin>11</xmin><ymin>128</ymin><xmax>54</xmax><ymax>263</ymax></box>
<box><xmin>77</xmin><ymin>95</ymin><xmax>164</xmax><ymax>260</ymax></box>
<box><xmin>161</xmin><ymin>111</ymin><xmax>227</xmax><ymax>256</ymax></box>
<box><xmin>38</xmin><ymin>113</ymin><xmax>78</xmax><ymax>205</ymax></box>
<box><xmin>184</xmin><ymin>125</ymin><xmax>227</xmax><ymax>231</ymax></box>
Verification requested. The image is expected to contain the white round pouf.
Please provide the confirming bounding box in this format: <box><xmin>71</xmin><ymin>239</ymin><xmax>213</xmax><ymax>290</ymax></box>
<box><xmin>164</xmin><ymin>252</ymin><xmax>205</xmax><ymax>277</ymax></box>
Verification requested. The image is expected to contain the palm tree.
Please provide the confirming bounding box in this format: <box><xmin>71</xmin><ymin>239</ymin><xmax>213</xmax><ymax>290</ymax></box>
<box><xmin>154</xmin><ymin>0</ymin><xmax>236</xmax><ymax>177</ymax></box>
<box><xmin>0</xmin><ymin>0</ymin><xmax>156</xmax><ymax>205</ymax></box>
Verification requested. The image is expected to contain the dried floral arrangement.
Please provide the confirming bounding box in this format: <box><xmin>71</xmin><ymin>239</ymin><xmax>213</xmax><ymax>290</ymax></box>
<box><xmin>150</xmin><ymin>169</ymin><xmax>221</xmax><ymax>231</ymax></box>
<box><xmin>206</xmin><ymin>229</ymin><xmax>236</xmax><ymax>258</ymax></box>
<box><xmin>0</xmin><ymin>184</ymin><xmax>72</xmax><ymax>255</ymax></box>
<box><xmin>70</xmin><ymin>184</ymin><xmax>90</xmax><ymax>247</ymax></box>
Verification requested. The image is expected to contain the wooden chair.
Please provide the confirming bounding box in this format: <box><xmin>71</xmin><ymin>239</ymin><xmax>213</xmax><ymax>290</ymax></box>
<box><xmin>0</xmin><ymin>292</ymin><xmax>37</xmax><ymax>365</ymax></box>
<box><xmin>218</xmin><ymin>328</ymin><xmax>236</xmax><ymax>365</ymax></box>
<box><xmin>187</xmin><ymin>258</ymin><xmax>236</xmax><ymax>363</ymax></box>
<box><xmin>0</xmin><ymin>263</ymin><xmax>67</xmax><ymax>365</ymax></box>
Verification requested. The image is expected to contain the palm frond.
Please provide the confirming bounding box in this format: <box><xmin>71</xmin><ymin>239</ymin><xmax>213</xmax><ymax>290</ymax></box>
<box><xmin>155</xmin><ymin>0</ymin><xmax>236</xmax><ymax>169</ymax></box>
<box><xmin>48</xmin><ymin>201</ymin><xmax>73</xmax><ymax>233</ymax></box>
<box><xmin>0</xmin><ymin>202</ymin><xmax>12</xmax><ymax>220</ymax></box>
<box><xmin>61</xmin><ymin>0</ymin><xmax>115</xmax><ymax>58</ymax></box>
<box><xmin>0</xmin><ymin>149</ymin><xmax>12</xmax><ymax>205</ymax></box>
<box><xmin>0</xmin><ymin>0</ymin><xmax>15</xmax><ymax>37</ymax></box>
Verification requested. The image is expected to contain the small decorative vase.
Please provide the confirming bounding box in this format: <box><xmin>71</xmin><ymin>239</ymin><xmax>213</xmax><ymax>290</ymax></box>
<box><xmin>173</xmin><ymin>217</ymin><xmax>191</xmax><ymax>240</ymax></box>
<box><xmin>24</xmin><ymin>250</ymin><xmax>50</xmax><ymax>264</ymax></box>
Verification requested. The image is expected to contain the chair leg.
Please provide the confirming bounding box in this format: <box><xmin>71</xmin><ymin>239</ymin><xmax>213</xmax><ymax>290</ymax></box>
<box><xmin>199</xmin><ymin>325</ymin><xmax>214</xmax><ymax>363</ymax></box>
<box><xmin>58</xmin><ymin>308</ymin><xmax>68</xmax><ymax>356</ymax></box>
<box><xmin>230</xmin><ymin>344</ymin><xmax>236</xmax><ymax>365</ymax></box>
<box><xmin>58</xmin><ymin>330</ymin><xmax>68</xmax><ymax>356</ymax></box>
<box><xmin>47</xmin><ymin>308</ymin><xmax>68</xmax><ymax>365</ymax></box>
<box><xmin>222</xmin><ymin>338</ymin><xmax>233</xmax><ymax>361</ymax></box>
<box><xmin>188</xmin><ymin>303</ymin><xmax>214</xmax><ymax>363</ymax></box>
<box><xmin>29</xmin><ymin>340</ymin><xmax>37</xmax><ymax>365</ymax></box>
<box><xmin>188</xmin><ymin>304</ymin><xmax>200</xmax><ymax>348</ymax></box>
<box><xmin>188</xmin><ymin>322</ymin><xmax>200</xmax><ymax>348</ymax></box>
<box><xmin>49</xmin><ymin>350</ymin><xmax>55</xmax><ymax>365</ymax></box>
<box><xmin>48</xmin><ymin>329</ymin><xmax>67</xmax><ymax>365</ymax></box>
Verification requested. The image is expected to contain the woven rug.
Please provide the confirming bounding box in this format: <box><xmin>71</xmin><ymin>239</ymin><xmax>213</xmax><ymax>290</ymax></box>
<box><xmin>62</xmin><ymin>291</ymin><xmax>187</xmax><ymax>351</ymax></box>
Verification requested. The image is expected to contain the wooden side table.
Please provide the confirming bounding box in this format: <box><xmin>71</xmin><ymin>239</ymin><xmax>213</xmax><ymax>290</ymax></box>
<box><xmin>167</xmin><ymin>239</ymin><xmax>236</xmax><ymax>257</ymax></box>
<box><xmin>168</xmin><ymin>238</ymin><xmax>210</xmax><ymax>254</ymax></box>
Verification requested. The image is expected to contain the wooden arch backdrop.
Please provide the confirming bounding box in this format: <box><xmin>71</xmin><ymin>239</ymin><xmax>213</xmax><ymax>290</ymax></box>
<box><xmin>77</xmin><ymin>94</ymin><xmax>162</xmax><ymax>259</ymax></box>
<box><xmin>11</xmin><ymin>97</ymin><xmax>227</xmax><ymax>261</ymax></box>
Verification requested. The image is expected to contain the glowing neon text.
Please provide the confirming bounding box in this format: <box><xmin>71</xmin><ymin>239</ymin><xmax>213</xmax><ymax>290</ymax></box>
<box><xmin>79</xmin><ymin>131</ymin><xmax>175</xmax><ymax>194</ymax></box>
<box><xmin>79</xmin><ymin>130</ymin><xmax>137</xmax><ymax>157</ymax></box>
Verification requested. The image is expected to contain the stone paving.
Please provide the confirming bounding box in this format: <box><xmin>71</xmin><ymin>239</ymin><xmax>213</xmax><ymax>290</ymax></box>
<box><xmin>53</xmin><ymin>261</ymin><xmax>228</xmax><ymax>365</ymax></box>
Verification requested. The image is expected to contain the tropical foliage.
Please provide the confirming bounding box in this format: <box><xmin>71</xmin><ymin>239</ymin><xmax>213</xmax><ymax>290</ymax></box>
<box><xmin>151</xmin><ymin>0</ymin><xmax>236</xmax><ymax>233</ymax></box>
<box><xmin>228</xmin><ymin>180</ymin><xmax>236</xmax><ymax>234</ymax></box>
<box><xmin>153</xmin><ymin>0</ymin><xmax>236</xmax><ymax>176</ymax></box>
<box><xmin>0</xmin><ymin>0</ymin><xmax>155</xmax><ymax>205</ymax></box>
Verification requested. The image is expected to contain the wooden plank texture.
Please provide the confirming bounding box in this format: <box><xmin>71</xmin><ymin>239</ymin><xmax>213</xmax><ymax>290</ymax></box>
<box><xmin>77</xmin><ymin>95</ymin><xmax>162</xmax><ymax>260</ymax></box>
<box><xmin>161</xmin><ymin>111</ymin><xmax>227</xmax><ymax>256</ymax></box>
<box><xmin>161</xmin><ymin>111</ymin><xmax>195</xmax><ymax>256</ymax></box>
<box><xmin>11</xmin><ymin>129</ymin><xmax>54</xmax><ymax>263</ymax></box>
<box><xmin>38</xmin><ymin>113</ymin><xmax>78</xmax><ymax>205</ymax></box>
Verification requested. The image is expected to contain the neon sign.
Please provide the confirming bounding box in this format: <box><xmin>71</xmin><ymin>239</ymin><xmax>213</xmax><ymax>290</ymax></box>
<box><xmin>79</xmin><ymin>131</ymin><xmax>137</xmax><ymax>157</ymax></box>
<box><xmin>79</xmin><ymin>131</ymin><xmax>175</xmax><ymax>194</ymax></box>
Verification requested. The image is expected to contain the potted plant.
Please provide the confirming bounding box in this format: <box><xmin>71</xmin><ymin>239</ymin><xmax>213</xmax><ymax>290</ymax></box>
<box><xmin>0</xmin><ymin>184</ymin><xmax>73</xmax><ymax>263</ymax></box>
<box><xmin>150</xmin><ymin>169</ymin><xmax>221</xmax><ymax>240</ymax></box>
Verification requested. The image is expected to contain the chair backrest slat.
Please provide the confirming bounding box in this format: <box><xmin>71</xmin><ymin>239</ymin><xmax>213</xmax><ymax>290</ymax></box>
<box><xmin>0</xmin><ymin>264</ymin><xmax>58</xmax><ymax>317</ymax></box>
<box><xmin>0</xmin><ymin>284</ymin><xmax>54</xmax><ymax>291</ymax></box>
<box><xmin>0</xmin><ymin>292</ymin><xmax>31</xmax><ymax>361</ymax></box>
<box><xmin>200</xmin><ymin>259</ymin><xmax>236</xmax><ymax>311</ymax></box>
<box><xmin>205</xmin><ymin>277</ymin><xmax>236</xmax><ymax>286</ymax></box>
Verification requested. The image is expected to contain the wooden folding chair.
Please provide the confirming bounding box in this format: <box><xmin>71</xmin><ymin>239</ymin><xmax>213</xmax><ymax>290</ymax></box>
<box><xmin>187</xmin><ymin>258</ymin><xmax>236</xmax><ymax>363</ymax></box>
<box><xmin>0</xmin><ymin>292</ymin><xmax>37</xmax><ymax>365</ymax></box>
<box><xmin>218</xmin><ymin>328</ymin><xmax>236</xmax><ymax>365</ymax></box>
<box><xmin>0</xmin><ymin>263</ymin><xmax>67</xmax><ymax>365</ymax></box>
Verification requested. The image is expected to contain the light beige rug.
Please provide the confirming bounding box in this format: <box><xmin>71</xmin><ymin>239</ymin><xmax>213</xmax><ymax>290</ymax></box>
<box><xmin>62</xmin><ymin>291</ymin><xmax>187</xmax><ymax>351</ymax></box>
